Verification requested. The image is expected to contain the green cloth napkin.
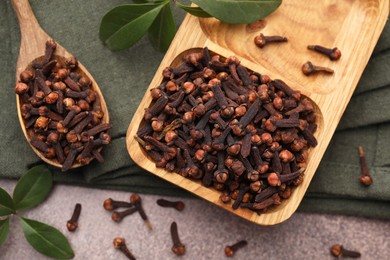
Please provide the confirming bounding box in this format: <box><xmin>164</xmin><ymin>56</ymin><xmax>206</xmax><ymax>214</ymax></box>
<box><xmin>1</xmin><ymin>0</ymin><xmax>389</xmax><ymax>219</ymax></box>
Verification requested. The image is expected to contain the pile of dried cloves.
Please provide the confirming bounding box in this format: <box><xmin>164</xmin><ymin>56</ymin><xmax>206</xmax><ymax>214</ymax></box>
<box><xmin>136</xmin><ymin>47</ymin><xmax>317</xmax><ymax>213</ymax></box>
<box><xmin>15</xmin><ymin>40</ymin><xmax>111</xmax><ymax>171</ymax></box>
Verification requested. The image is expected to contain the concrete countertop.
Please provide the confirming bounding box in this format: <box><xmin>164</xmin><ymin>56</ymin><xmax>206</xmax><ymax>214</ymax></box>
<box><xmin>0</xmin><ymin>179</ymin><xmax>389</xmax><ymax>260</ymax></box>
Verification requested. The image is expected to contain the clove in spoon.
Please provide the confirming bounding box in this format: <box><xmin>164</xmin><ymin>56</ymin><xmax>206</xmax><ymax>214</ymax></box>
<box><xmin>12</xmin><ymin>0</ymin><xmax>109</xmax><ymax>169</ymax></box>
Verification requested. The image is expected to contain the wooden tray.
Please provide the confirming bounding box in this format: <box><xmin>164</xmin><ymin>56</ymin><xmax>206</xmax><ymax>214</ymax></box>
<box><xmin>126</xmin><ymin>0</ymin><xmax>389</xmax><ymax>225</ymax></box>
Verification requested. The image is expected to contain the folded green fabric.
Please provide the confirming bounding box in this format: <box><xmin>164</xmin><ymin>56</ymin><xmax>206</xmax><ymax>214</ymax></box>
<box><xmin>1</xmin><ymin>0</ymin><xmax>389</xmax><ymax>219</ymax></box>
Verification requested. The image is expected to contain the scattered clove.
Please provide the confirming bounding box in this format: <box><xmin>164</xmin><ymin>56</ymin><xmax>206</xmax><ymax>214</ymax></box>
<box><xmin>308</xmin><ymin>45</ymin><xmax>342</xmax><ymax>60</ymax></box>
<box><xmin>156</xmin><ymin>198</ymin><xmax>185</xmax><ymax>211</ymax></box>
<box><xmin>302</xmin><ymin>61</ymin><xmax>334</xmax><ymax>76</ymax></box>
<box><xmin>224</xmin><ymin>240</ymin><xmax>248</xmax><ymax>257</ymax></box>
<box><xmin>358</xmin><ymin>146</ymin><xmax>373</xmax><ymax>186</ymax></box>
<box><xmin>254</xmin><ymin>33</ymin><xmax>288</xmax><ymax>48</ymax></box>
<box><xmin>113</xmin><ymin>237</ymin><xmax>137</xmax><ymax>260</ymax></box>
<box><xmin>130</xmin><ymin>194</ymin><xmax>152</xmax><ymax>231</ymax></box>
<box><xmin>330</xmin><ymin>244</ymin><xmax>361</xmax><ymax>258</ymax></box>
<box><xmin>170</xmin><ymin>222</ymin><xmax>185</xmax><ymax>256</ymax></box>
<box><xmin>103</xmin><ymin>198</ymin><xmax>133</xmax><ymax>211</ymax></box>
<box><xmin>66</xmin><ymin>203</ymin><xmax>81</xmax><ymax>232</ymax></box>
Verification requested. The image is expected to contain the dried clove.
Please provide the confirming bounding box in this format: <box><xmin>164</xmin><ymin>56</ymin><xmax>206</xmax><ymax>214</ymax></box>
<box><xmin>358</xmin><ymin>146</ymin><xmax>373</xmax><ymax>186</ymax></box>
<box><xmin>240</xmin><ymin>132</ymin><xmax>252</xmax><ymax>158</ymax></box>
<box><xmin>254</xmin><ymin>33</ymin><xmax>288</xmax><ymax>48</ymax></box>
<box><xmin>62</xmin><ymin>142</ymin><xmax>83</xmax><ymax>172</ymax></box>
<box><xmin>170</xmin><ymin>222</ymin><xmax>185</xmax><ymax>256</ymax></box>
<box><xmin>66</xmin><ymin>203</ymin><xmax>81</xmax><ymax>232</ymax></box>
<box><xmin>308</xmin><ymin>45</ymin><xmax>342</xmax><ymax>60</ymax></box>
<box><xmin>113</xmin><ymin>237</ymin><xmax>137</xmax><ymax>260</ymax></box>
<box><xmin>214</xmin><ymin>151</ymin><xmax>229</xmax><ymax>183</ymax></box>
<box><xmin>224</xmin><ymin>240</ymin><xmax>248</xmax><ymax>257</ymax></box>
<box><xmin>242</xmin><ymin>193</ymin><xmax>281</xmax><ymax>210</ymax></box>
<box><xmin>130</xmin><ymin>194</ymin><xmax>152</xmax><ymax>231</ymax></box>
<box><xmin>232</xmin><ymin>99</ymin><xmax>260</xmax><ymax>136</ymax></box>
<box><xmin>156</xmin><ymin>199</ymin><xmax>185</xmax><ymax>211</ymax></box>
<box><xmin>232</xmin><ymin>185</ymin><xmax>250</xmax><ymax>209</ymax></box>
<box><xmin>330</xmin><ymin>244</ymin><xmax>361</xmax><ymax>258</ymax></box>
<box><xmin>302</xmin><ymin>61</ymin><xmax>334</xmax><ymax>75</ymax></box>
<box><xmin>103</xmin><ymin>198</ymin><xmax>133</xmax><ymax>211</ymax></box>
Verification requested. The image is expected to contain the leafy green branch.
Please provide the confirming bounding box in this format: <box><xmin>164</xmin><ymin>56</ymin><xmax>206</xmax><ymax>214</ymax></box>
<box><xmin>99</xmin><ymin>0</ymin><xmax>282</xmax><ymax>52</ymax></box>
<box><xmin>0</xmin><ymin>166</ymin><xmax>74</xmax><ymax>259</ymax></box>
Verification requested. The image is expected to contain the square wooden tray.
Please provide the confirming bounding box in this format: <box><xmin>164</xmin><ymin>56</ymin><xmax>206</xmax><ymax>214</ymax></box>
<box><xmin>126</xmin><ymin>0</ymin><xmax>389</xmax><ymax>225</ymax></box>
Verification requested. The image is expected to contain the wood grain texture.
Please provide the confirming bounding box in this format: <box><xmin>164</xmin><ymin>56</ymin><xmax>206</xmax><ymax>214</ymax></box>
<box><xmin>127</xmin><ymin>0</ymin><xmax>388</xmax><ymax>225</ymax></box>
<box><xmin>12</xmin><ymin>0</ymin><xmax>109</xmax><ymax>169</ymax></box>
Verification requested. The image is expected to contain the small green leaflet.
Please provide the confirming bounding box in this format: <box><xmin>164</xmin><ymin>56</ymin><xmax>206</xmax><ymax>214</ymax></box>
<box><xmin>0</xmin><ymin>218</ymin><xmax>10</xmax><ymax>247</ymax></box>
<box><xmin>174</xmin><ymin>1</ymin><xmax>212</xmax><ymax>18</ymax></box>
<box><xmin>148</xmin><ymin>3</ymin><xmax>176</xmax><ymax>52</ymax></box>
<box><xmin>0</xmin><ymin>187</ymin><xmax>14</xmax><ymax>216</ymax></box>
<box><xmin>19</xmin><ymin>217</ymin><xmax>74</xmax><ymax>259</ymax></box>
<box><xmin>3</xmin><ymin>167</ymin><xmax>72</xmax><ymax>258</ymax></box>
<box><xmin>99</xmin><ymin>2</ymin><xmax>168</xmax><ymax>51</ymax></box>
<box><xmin>12</xmin><ymin>165</ymin><xmax>52</xmax><ymax>211</ymax></box>
<box><xmin>191</xmin><ymin>0</ymin><xmax>282</xmax><ymax>24</ymax></box>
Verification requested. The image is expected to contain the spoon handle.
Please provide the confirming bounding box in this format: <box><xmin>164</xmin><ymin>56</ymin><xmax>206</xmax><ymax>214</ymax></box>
<box><xmin>12</xmin><ymin>0</ymin><xmax>42</xmax><ymax>34</ymax></box>
<box><xmin>12</xmin><ymin>0</ymin><xmax>49</xmax><ymax>72</ymax></box>
<box><xmin>12</xmin><ymin>0</ymin><xmax>49</xmax><ymax>48</ymax></box>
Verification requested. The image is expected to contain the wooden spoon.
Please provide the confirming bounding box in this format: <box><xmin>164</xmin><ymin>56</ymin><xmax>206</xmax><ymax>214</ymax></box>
<box><xmin>12</xmin><ymin>0</ymin><xmax>109</xmax><ymax>169</ymax></box>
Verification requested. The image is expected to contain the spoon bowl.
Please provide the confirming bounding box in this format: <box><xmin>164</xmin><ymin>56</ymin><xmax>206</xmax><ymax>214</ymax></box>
<box><xmin>12</xmin><ymin>0</ymin><xmax>109</xmax><ymax>169</ymax></box>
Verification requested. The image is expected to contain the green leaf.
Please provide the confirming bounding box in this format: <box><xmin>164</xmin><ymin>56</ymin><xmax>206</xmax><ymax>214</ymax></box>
<box><xmin>19</xmin><ymin>217</ymin><xmax>74</xmax><ymax>259</ymax></box>
<box><xmin>0</xmin><ymin>187</ymin><xmax>14</xmax><ymax>216</ymax></box>
<box><xmin>148</xmin><ymin>3</ymin><xmax>176</xmax><ymax>52</ymax></box>
<box><xmin>191</xmin><ymin>0</ymin><xmax>282</xmax><ymax>24</ymax></box>
<box><xmin>13</xmin><ymin>165</ymin><xmax>52</xmax><ymax>211</ymax></box>
<box><xmin>175</xmin><ymin>1</ymin><xmax>212</xmax><ymax>18</ymax></box>
<box><xmin>0</xmin><ymin>218</ymin><xmax>10</xmax><ymax>247</ymax></box>
<box><xmin>99</xmin><ymin>2</ymin><xmax>167</xmax><ymax>51</ymax></box>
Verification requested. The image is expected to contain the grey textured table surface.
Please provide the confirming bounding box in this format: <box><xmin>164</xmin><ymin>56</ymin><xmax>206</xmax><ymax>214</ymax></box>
<box><xmin>0</xmin><ymin>179</ymin><xmax>389</xmax><ymax>260</ymax></box>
